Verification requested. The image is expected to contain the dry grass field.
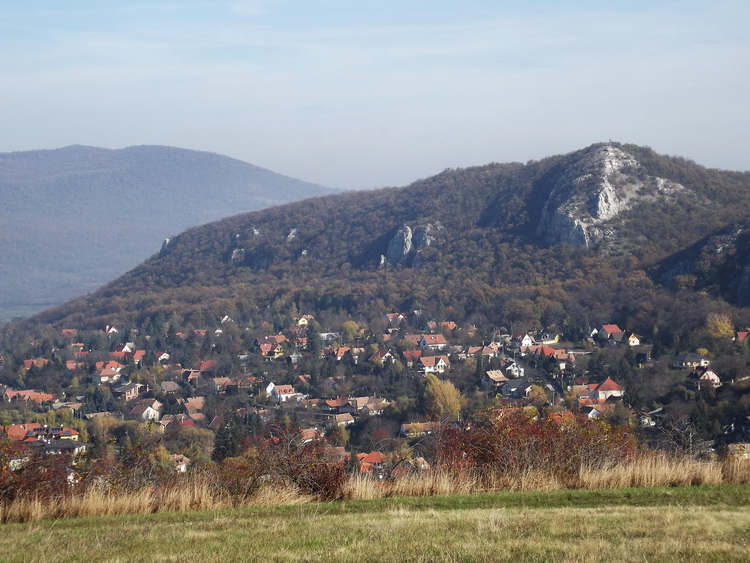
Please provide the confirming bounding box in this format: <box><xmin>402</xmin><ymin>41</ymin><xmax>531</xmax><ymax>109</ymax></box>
<box><xmin>1</xmin><ymin>486</ymin><xmax>749</xmax><ymax>562</ymax></box>
<box><xmin>3</xmin><ymin>455</ymin><xmax>750</xmax><ymax>524</ymax></box>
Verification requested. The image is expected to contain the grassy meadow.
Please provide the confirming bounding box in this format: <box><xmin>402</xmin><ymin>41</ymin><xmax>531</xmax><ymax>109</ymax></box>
<box><xmin>2</xmin><ymin>486</ymin><xmax>750</xmax><ymax>562</ymax></box>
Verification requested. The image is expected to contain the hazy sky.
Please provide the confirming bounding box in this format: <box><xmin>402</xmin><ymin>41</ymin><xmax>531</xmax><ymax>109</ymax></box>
<box><xmin>2</xmin><ymin>1</ymin><xmax>748</xmax><ymax>190</ymax></box>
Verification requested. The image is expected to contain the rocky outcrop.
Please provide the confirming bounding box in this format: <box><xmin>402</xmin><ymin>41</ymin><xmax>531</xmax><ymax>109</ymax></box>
<box><xmin>385</xmin><ymin>223</ymin><xmax>442</xmax><ymax>265</ymax></box>
<box><xmin>386</xmin><ymin>225</ymin><xmax>413</xmax><ymax>264</ymax></box>
<box><xmin>159</xmin><ymin>238</ymin><xmax>174</xmax><ymax>257</ymax></box>
<box><xmin>537</xmin><ymin>145</ymin><xmax>687</xmax><ymax>248</ymax></box>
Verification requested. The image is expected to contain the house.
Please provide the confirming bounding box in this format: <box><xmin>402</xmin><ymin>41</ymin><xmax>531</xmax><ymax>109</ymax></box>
<box><xmin>294</xmin><ymin>314</ymin><xmax>315</xmax><ymax>327</ymax></box>
<box><xmin>499</xmin><ymin>359</ymin><xmax>524</xmax><ymax>378</ymax></box>
<box><xmin>92</xmin><ymin>361</ymin><xmax>124</xmax><ymax>384</ymax></box>
<box><xmin>131</xmin><ymin>350</ymin><xmax>147</xmax><ymax>366</ymax></box>
<box><xmin>333</xmin><ymin>346</ymin><xmax>352</xmax><ymax>361</ymax></box>
<box><xmin>195</xmin><ymin>360</ymin><xmax>218</xmax><ymax>374</ymax></box>
<box><xmin>357</xmin><ymin>451</ymin><xmax>385</xmax><ymax>474</ymax></box>
<box><xmin>184</xmin><ymin>396</ymin><xmax>206</xmax><ymax>415</ymax></box>
<box><xmin>687</xmin><ymin>368</ymin><xmax>722</xmax><ymax>390</ymax></box>
<box><xmin>113</xmin><ymin>382</ymin><xmax>144</xmax><ymax>402</ymax></box>
<box><xmin>93</xmin><ymin>367</ymin><xmax>123</xmax><ymax>385</ymax></box>
<box><xmin>501</xmin><ymin>379</ymin><xmax>535</xmax><ymax>400</ymax></box>
<box><xmin>267</xmin><ymin>382</ymin><xmax>299</xmax><ymax>403</ymax></box>
<box><xmin>3</xmin><ymin>389</ymin><xmax>55</xmax><ymax>404</ymax></box>
<box><xmin>254</xmin><ymin>335</ymin><xmax>288</xmax><ymax>360</ymax></box>
<box><xmin>319</xmin><ymin>332</ymin><xmax>340</xmax><ymax>344</ymax></box>
<box><xmin>511</xmin><ymin>334</ymin><xmax>535</xmax><ymax>349</ymax></box>
<box><xmin>418</xmin><ymin>355</ymin><xmax>450</xmax><ymax>375</ymax></box>
<box><xmin>210</xmin><ymin>377</ymin><xmax>232</xmax><ymax>393</ymax></box>
<box><xmin>130</xmin><ymin>404</ymin><xmax>160</xmax><ymax>421</ymax></box>
<box><xmin>368</xmin><ymin>349</ymin><xmax>394</xmax><ymax>364</ymax></box>
<box><xmin>481</xmin><ymin>370</ymin><xmax>509</xmax><ymax>391</ymax></box>
<box><xmin>594</xmin><ymin>324</ymin><xmax>623</xmax><ymax>343</ymax></box>
<box><xmin>330</xmin><ymin>413</ymin><xmax>355</xmax><ymax>427</ymax></box>
<box><xmin>419</xmin><ymin>334</ymin><xmax>449</xmax><ymax>351</ymax></box>
<box><xmin>385</xmin><ymin>312</ymin><xmax>407</xmax><ymax>325</ymax></box>
<box><xmin>160</xmin><ymin>381</ymin><xmax>181</xmax><ymax>395</ymax></box>
<box><xmin>589</xmin><ymin>377</ymin><xmax>625</xmax><ymax>400</ymax></box>
<box><xmin>20</xmin><ymin>425</ymin><xmax>80</xmax><ymax>442</ymax></box>
<box><xmin>532</xmin><ymin>346</ymin><xmax>574</xmax><ymax>371</ymax></box>
<box><xmin>361</xmin><ymin>398</ymin><xmax>391</xmax><ymax>416</ymax></box>
<box><xmin>623</xmin><ymin>332</ymin><xmax>641</xmax><ymax>347</ymax></box>
<box><xmin>134</xmin><ymin>398</ymin><xmax>163</xmax><ymax>412</ymax></box>
<box><xmin>176</xmin><ymin>369</ymin><xmax>198</xmax><ymax>383</ymax></box>
<box><xmin>538</xmin><ymin>328</ymin><xmax>561</xmax><ymax>345</ymax></box>
<box><xmin>401</xmin><ymin>350</ymin><xmax>422</xmax><ymax>368</ymax></box>
<box><xmin>51</xmin><ymin>401</ymin><xmax>84</xmax><ymax>414</ymax></box>
<box><xmin>172</xmin><ymin>454</ymin><xmax>191</xmax><ymax>473</ymax></box>
<box><xmin>672</xmin><ymin>352</ymin><xmax>711</xmax><ymax>370</ymax></box>
<box><xmin>26</xmin><ymin>439</ymin><xmax>89</xmax><ymax>456</ymax></box>
<box><xmin>465</xmin><ymin>345</ymin><xmax>500</xmax><ymax>360</ymax></box>
<box><xmin>323</xmin><ymin>397</ymin><xmax>355</xmax><ymax>414</ymax></box>
<box><xmin>1</xmin><ymin>423</ymin><xmax>41</xmax><ymax>441</ymax></box>
<box><xmin>400</xmin><ymin>421</ymin><xmax>441</xmax><ymax>438</ymax></box>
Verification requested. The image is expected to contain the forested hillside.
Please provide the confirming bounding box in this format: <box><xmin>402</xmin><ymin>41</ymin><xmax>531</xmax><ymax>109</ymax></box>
<box><xmin>22</xmin><ymin>142</ymin><xmax>750</xmax><ymax>342</ymax></box>
<box><xmin>0</xmin><ymin>145</ymin><xmax>337</xmax><ymax>317</ymax></box>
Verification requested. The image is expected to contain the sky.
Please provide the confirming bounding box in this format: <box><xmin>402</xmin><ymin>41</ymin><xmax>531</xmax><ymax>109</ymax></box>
<box><xmin>1</xmin><ymin>1</ymin><xmax>748</xmax><ymax>190</ymax></box>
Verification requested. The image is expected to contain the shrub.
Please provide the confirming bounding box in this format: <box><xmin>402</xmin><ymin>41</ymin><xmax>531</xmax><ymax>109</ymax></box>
<box><xmin>437</xmin><ymin>407</ymin><xmax>639</xmax><ymax>485</ymax></box>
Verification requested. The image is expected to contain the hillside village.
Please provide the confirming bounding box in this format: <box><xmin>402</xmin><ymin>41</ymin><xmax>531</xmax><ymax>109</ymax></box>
<box><xmin>2</xmin><ymin>306</ymin><xmax>750</xmax><ymax>482</ymax></box>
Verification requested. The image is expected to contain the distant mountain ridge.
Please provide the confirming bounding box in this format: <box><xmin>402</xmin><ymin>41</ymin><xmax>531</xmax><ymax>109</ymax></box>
<box><xmin>29</xmin><ymin>142</ymin><xmax>750</xmax><ymax>333</ymax></box>
<box><xmin>0</xmin><ymin>145</ymin><xmax>338</xmax><ymax>317</ymax></box>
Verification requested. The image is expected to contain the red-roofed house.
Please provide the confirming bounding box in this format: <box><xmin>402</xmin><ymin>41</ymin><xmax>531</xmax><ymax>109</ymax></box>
<box><xmin>267</xmin><ymin>383</ymin><xmax>298</xmax><ymax>403</ymax></box>
<box><xmin>420</xmin><ymin>334</ymin><xmax>448</xmax><ymax>351</ymax></box>
<box><xmin>590</xmin><ymin>377</ymin><xmax>625</xmax><ymax>400</ymax></box>
<box><xmin>418</xmin><ymin>355</ymin><xmax>450</xmax><ymax>375</ymax></box>
<box><xmin>402</xmin><ymin>350</ymin><xmax>422</xmax><ymax>368</ymax></box>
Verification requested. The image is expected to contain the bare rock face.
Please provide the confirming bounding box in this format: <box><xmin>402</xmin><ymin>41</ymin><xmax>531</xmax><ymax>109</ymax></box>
<box><xmin>386</xmin><ymin>225</ymin><xmax>413</xmax><ymax>264</ymax></box>
<box><xmin>385</xmin><ymin>223</ymin><xmax>442</xmax><ymax>265</ymax></box>
<box><xmin>159</xmin><ymin>238</ymin><xmax>174</xmax><ymax>256</ymax></box>
<box><xmin>537</xmin><ymin>145</ymin><xmax>687</xmax><ymax>248</ymax></box>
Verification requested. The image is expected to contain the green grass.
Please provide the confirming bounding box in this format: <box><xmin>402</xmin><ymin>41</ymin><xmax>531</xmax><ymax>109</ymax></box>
<box><xmin>2</xmin><ymin>486</ymin><xmax>750</xmax><ymax>562</ymax></box>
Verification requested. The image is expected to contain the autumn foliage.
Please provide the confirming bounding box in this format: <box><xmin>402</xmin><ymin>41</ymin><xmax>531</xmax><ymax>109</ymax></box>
<box><xmin>436</xmin><ymin>407</ymin><xmax>639</xmax><ymax>483</ymax></box>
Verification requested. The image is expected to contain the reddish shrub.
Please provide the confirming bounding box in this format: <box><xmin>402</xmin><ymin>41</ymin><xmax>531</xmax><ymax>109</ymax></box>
<box><xmin>437</xmin><ymin>407</ymin><xmax>639</xmax><ymax>481</ymax></box>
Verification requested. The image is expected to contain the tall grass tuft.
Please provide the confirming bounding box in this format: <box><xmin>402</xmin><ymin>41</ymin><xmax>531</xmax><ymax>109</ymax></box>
<box><xmin>579</xmin><ymin>456</ymin><xmax>725</xmax><ymax>490</ymax></box>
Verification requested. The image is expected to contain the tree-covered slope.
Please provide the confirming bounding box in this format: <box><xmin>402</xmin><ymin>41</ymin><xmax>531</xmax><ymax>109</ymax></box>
<box><xmin>0</xmin><ymin>145</ymin><xmax>338</xmax><ymax>316</ymax></box>
<box><xmin>28</xmin><ymin>142</ymin><xmax>750</xmax><ymax>333</ymax></box>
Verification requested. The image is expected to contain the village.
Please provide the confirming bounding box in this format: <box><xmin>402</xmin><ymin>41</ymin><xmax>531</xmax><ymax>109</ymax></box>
<box><xmin>2</xmin><ymin>307</ymin><xmax>744</xmax><ymax>483</ymax></box>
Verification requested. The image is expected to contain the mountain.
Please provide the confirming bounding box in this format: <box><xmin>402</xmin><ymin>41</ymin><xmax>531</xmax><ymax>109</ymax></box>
<box><xmin>27</xmin><ymin>142</ymin><xmax>750</xmax><ymax>336</ymax></box>
<box><xmin>0</xmin><ymin>145</ymin><xmax>338</xmax><ymax>318</ymax></box>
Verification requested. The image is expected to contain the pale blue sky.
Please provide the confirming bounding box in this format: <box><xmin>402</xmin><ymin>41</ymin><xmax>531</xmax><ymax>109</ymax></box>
<box><xmin>1</xmin><ymin>1</ymin><xmax>748</xmax><ymax>189</ymax></box>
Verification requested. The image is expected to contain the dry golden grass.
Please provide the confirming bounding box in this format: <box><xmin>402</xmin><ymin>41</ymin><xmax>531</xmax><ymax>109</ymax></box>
<box><xmin>3</xmin><ymin>495</ymin><xmax>750</xmax><ymax>561</ymax></box>
<box><xmin>3</xmin><ymin>457</ymin><xmax>750</xmax><ymax>524</ymax></box>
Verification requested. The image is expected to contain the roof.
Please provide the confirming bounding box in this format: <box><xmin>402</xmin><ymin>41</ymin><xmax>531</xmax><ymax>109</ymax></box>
<box><xmin>402</xmin><ymin>350</ymin><xmax>422</xmax><ymax>362</ymax></box>
<box><xmin>421</xmin><ymin>334</ymin><xmax>448</xmax><ymax>345</ymax></box>
<box><xmin>484</xmin><ymin>370</ymin><xmax>508</xmax><ymax>383</ymax></box>
<box><xmin>325</xmin><ymin>397</ymin><xmax>350</xmax><ymax>408</ymax></box>
<box><xmin>130</xmin><ymin>404</ymin><xmax>154</xmax><ymax>416</ymax></box>
<box><xmin>419</xmin><ymin>355</ymin><xmax>450</xmax><ymax>368</ymax></box>
<box><xmin>595</xmin><ymin>377</ymin><xmax>624</xmax><ymax>391</ymax></box>
<box><xmin>358</xmin><ymin>451</ymin><xmax>385</xmax><ymax>464</ymax></box>
<box><xmin>160</xmin><ymin>381</ymin><xmax>181</xmax><ymax>392</ymax></box>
